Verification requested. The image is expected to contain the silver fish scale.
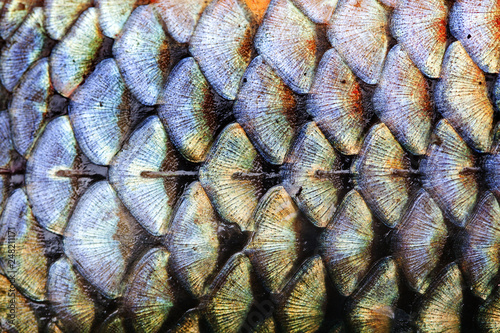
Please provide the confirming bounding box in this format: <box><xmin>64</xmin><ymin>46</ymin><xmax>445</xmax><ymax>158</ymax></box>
<box><xmin>0</xmin><ymin>0</ymin><xmax>498</xmax><ymax>332</ymax></box>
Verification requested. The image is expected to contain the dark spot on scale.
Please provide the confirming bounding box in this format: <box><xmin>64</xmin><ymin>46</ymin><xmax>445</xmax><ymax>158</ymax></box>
<box><xmin>303</xmin><ymin>72</ymin><xmax>307</xmax><ymax>76</ymax></box>
<box><xmin>296</xmin><ymin>186</ymin><xmax>303</xmax><ymax>197</ymax></box>
<box><xmin>478</xmin><ymin>81</ymin><xmax>482</xmax><ymax>85</ymax></box>
<box><xmin>341</xmin><ymin>80</ymin><xmax>346</xmax><ymax>84</ymax></box>
<box><xmin>467</xmin><ymin>34</ymin><xmax>471</xmax><ymax>39</ymax></box>
<box><xmin>243</xmin><ymin>77</ymin><xmax>247</xmax><ymax>83</ymax></box>
<box><xmin>99</xmin><ymin>102</ymin><xmax>103</xmax><ymax>107</ymax></box>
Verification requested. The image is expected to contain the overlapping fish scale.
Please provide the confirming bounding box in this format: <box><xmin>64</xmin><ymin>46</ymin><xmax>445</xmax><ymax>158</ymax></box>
<box><xmin>113</xmin><ymin>4</ymin><xmax>170</xmax><ymax>106</ymax></box>
<box><xmin>189</xmin><ymin>0</ymin><xmax>257</xmax><ymax>100</ymax></box>
<box><xmin>254</xmin><ymin>0</ymin><xmax>319</xmax><ymax>94</ymax></box>
<box><xmin>1</xmin><ymin>0</ymin><xmax>500</xmax><ymax>331</ymax></box>
<box><xmin>0</xmin><ymin>6</ymin><xmax>46</xmax><ymax>92</ymax></box>
<box><xmin>50</xmin><ymin>6</ymin><xmax>104</xmax><ymax>98</ymax></box>
<box><xmin>9</xmin><ymin>57</ymin><xmax>53</xmax><ymax>158</ymax></box>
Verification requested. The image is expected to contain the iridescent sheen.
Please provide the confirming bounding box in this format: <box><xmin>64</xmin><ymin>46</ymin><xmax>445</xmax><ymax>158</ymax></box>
<box><xmin>167</xmin><ymin>182</ymin><xmax>220</xmax><ymax>298</ymax></box>
<box><xmin>25</xmin><ymin>116</ymin><xmax>79</xmax><ymax>235</ymax></box>
<box><xmin>64</xmin><ymin>181</ymin><xmax>144</xmax><ymax>299</ymax></box>
<box><xmin>123</xmin><ymin>247</ymin><xmax>174</xmax><ymax>333</ymax></box>
<box><xmin>44</xmin><ymin>0</ymin><xmax>93</xmax><ymax>40</ymax></box>
<box><xmin>199</xmin><ymin>123</ymin><xmax>263</xmax><ymax>232</ymax></box>
<box><xmin>47</xmin><ymin>257</ymin><xmax>96</xmax><ymax>333</ymax></box>
<box><xmin>373</xmin><ymin>44</ymin><xmax>433</xmax><ymax>156</ymax></box>
<box><xmin>282</xmin><ymin>122</ymin><xmax>341</xmax><ymax>228</ymax></box>
<box><xmin>352</xmin><ymin>123</ymin><xmax>411</xmax><ymax>228</ymax></box>
<box><xmin>0</xmin><ymin>0</ymin><xmax>41</xmax><ymax>40</ymax></box>
<box><xmin>0</xmin><ymin>188</ymin><xmax>48</xmax><ymax>302</ymax></box>
<box><xmin>50</xmin><ymin>7</ymin><xmax>104</xmax><ymax>97</ymax></box>
<box><xmin>277</xmin><ymin>255</ymin><xmax>327</xmax><ymax>333</ymax></box>
<box><xmin>109</xmin><ymin>116</ymin><xmax>180</xmax><ymax>236</ymax></box>
<box><xmin>393</xmin><ymin>189</ymin><xmax>447</xmax><ymax>294</ymax></box>
<box><xmin>460</xmin><ymin>192</ymin><xmax>500</xmax><ymax>300</ymax></box>
<box><xmin>391</xmin><ymin>0</ymin><xmax>448</xmax><ymax>78</ymax></box>
<box><xmin>291</xmin><ymin>0</ymin><xmax>337</xmax><ymax>23</ymax></box>
<box><xmin>245</xmin><ymin>186</ymin><xmax>301</xmax><ymax>294</ymax></box>
<box><xmin>234</xmin><ymin>56</ymin><xmax>298</xmax><ymax>165</ymax></box>
<box><xmin>478</xmin><ymin>288</ymin><xmax>500</xmax><ymax>332</ymax></box>
<box><xmin>205</xmin><ymin>253</ymin><xmax>254</xmax><ymax>333</ymax></box>
<box><xmin>450</xmin><ymin>0</ymin><xmax>500</xmax><ymax>73</ymax></box>
<box><xmin>96</xmin><ymin>0</ymin><xmax>141</xmax><ymax>39</ymax></box>
<box><xmin>168</xmin><ymin>310</ymin><xmax>201</xmax><ymax>333</ymax></box>
<box><xmin>345</xmin><ymin>257</ymin><xmax>399</xmax><ymax>332</ymax></box>
<box><xmin>189</xmin><ymin>0</ymin><xmax>255</xmax><ymax>100</ymax></box>
<box><xmin>485</xmin><ymin>123</ymin><xmax>500</xmax><ymax>197</ymax></box>
<box><xmin>255</xmin><ymin>0</ymin><xmax>318</xmax><ymax>94</ymax></box>
<box><xmin>328</xmin><ymin>0</ymin><xmax>390</xmax><ymax>84</ymax></box>
<box><xmin>0</xmin><ymin>274</ymin><xmax>39</xmax><ymax>332</ymax></box>
<box><xmin>0</xmin><ymin>7</ymin><xmax>46</xmax><ymax>92</ymax></box>
<box><xmin>158</xmin><ymin>57</ymin><xmax>217</xmax><ymax>163</ymax></box>
<box><xmin>307</xmin><ymin>48</ymin><xmax>364</xmax><ymax>155</ymax></box>
<box><xmin>415</xmin><ymin>263</ymin><xmax>463</xmax><ymax>332</ymax></box>
<box><xmin>156</xmin><ymin>0</ymin><xmax>210</xmax><ymax>43</ymax></box>
<box><xmin>435</xmin><ymin>41</ymin><xmax>493</xmax><ymax>152</ymax></box>
<box><xmin>113</xmin><ymin>5</ymin><xmax>170</xmax><ymax>106</ymax></box>
<box><xmin>69</xmin><ymin>58</ymin><xmax>132</xmax><ymax>166</ymax></box>
<box><xmin>319</xmin><ymin>190</ymin><xmax>374</xmax><ymax>296</ymax></box>
<box><xmin>421</xmin><ymin>119</ymin><xmax>478</xmax><ymax>227</ymax></box>
<box><xmin>9</xmin><ymin>57</ymin><xmax>52</xmax><ymax>158</ymax></box>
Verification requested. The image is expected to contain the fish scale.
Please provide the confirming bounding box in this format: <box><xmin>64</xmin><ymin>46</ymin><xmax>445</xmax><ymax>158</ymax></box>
<box><xmin>0</xmin><ymin>0</ymin><xmax>499</xmax><ymax>332</ymax></box>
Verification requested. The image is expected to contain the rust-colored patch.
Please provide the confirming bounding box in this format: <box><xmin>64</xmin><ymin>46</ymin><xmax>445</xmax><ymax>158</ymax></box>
<box><xmin>158</xmin><ymin>40</ymin><xmax>170</xmax><ymax>75</ymax></box>
<box><xmin>243</xmin><ymin>0</ymin><xmax>271</xmax><ymax>22</ymax></box>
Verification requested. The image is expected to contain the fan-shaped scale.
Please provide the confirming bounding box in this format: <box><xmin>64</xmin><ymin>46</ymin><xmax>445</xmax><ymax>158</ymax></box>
<box><xmin>393</xmin><ymin>189</ymin><xmax>448</xmax><ymax>294</ymax></box>
<box><xmin>109</xmin><ymin>116</ymin><xmax>180</xmax><ymax>236</ymax></box>
<box><xmin>9</xmin><ymin>57</ymin><xmax>52</xmax><ymax>158</ymax></box>
<box><xmin>420</xmin><ymin>119</ymin><xmax>478</xmax><ymax>227</ymax></box>
<box><xmin>199</xmin><ymin>123</ymin><xmax>263</xmax><ymax>232</ymax></box>
<box><xmin>415</xmin><ymin>263</ymin><xmax>463</xmax><ymax>332</ymax></box>
<box><xmin>47</xmin><ymin>257</ymin><xmax>96</xmax><ymax>333</ymax></box>
<box><xmin>0</xmin><ymin>7</ymin><xmax>46</xmax><ymax>92</ymax></box>
<box><xmin>123</xmin><ymin>247</ymin><xmax>174</xmax><ymax>333</ymax></box>
<box><xmin>0</xmin><ymin>188</ymin><xmax>48</xmax><ymax>302</ymax></box>
<box><xmin>460</xmin><ymin>192</ymin><xmax>500</xmax><ymax>300</ymax></box>
<box><xmin>113</xmin><ymin>5</ymin><xmax>170</xmax><ymax>106</ymax></box>
<box><xmin>435</xmin><ymin>41</ymin><xmax>494</xmax><ymax>153</ymax></box>
<box><xmin>205</xmin><ymin>252</ymin><xmax>254</xmax><ymax>333</ymax></box>
<box><xmin>449</xmin><ymin>0</ymin><xmax>500</xmax><ymax>74</ymax></box>
<box><xmin>44</xmin><ymin>0</ymin><xmax>93</xmax><ymax>40</ymax></box>
<box><xmin>391</xmin><ymin>0</ymin><xmax>448</xmax><ymax>78</ymax></box>
<box><xmin>166</xmin><ymin>181</ymin><xmax>220</xmax><ymax>298</ymax></box>
<box><xmin>307</xmin><ymin>48</ymin><xmax>364</xmax><ymax>155</ymax></box>
<box><xmin>255</xmin><ymin>0</ymin><xmax>318</xmax><ymax>94</ymax></box>
<box><xmin>64</xmin><ymin>181</ymin><xmax>144</xmax><ymax>299</ymax></box>
<box><xmin>327</xmin><ymin>0</ymin><xmax>390</xmax><ymax>84</ymax></box>
<box><xmin>50</xmin><ymin>7</ymin><xmax>104</xmax><ymax>97</ymax></box>
<box><xmin>234</xmin><ymin>55</ymin><xmax>298</xmax><ymax>165</ymax></box>
<box><xmin>277</xmin><ymin>255</ymin><xmax>328</xmax><ymax>333</ymax></box>
<box><xmin>352</xmin><ymin>123</ymin><xmax>411</xmax><ymax>228</ymax></box>
<box><xmin>373</xmin><ymin>44</ymin><xmax>433</xmax><ymax>156</ymax></box>
<box><xmin>319</xmin><ymin>190</ymin><xmax>374</xmax><ymax>296</ymax></box>
<box><xmin>245</xmin><ymin>186</ymin><xmax>301</xmax><ymax>294</ymax></box>
<box><xmin>282</xmin><ymin>121</ymin><xmax>341</xmax><ymax>228</ymax></box>
<box><xmin>189</xmin><ymin>0</ymin><xmax>255</xmax><ymax>100</ymax></box>
<box><xmin>25</xmin><ymin>116</ymin><xmax>79</xmax><ymax>235</ymax></box>
<box><xmin>158</xmin><ymin>57</ymin><xmax>216</xmax><ymax>163</ymax></box>
<box><xmin>345</xmin><ymin>257</ymin><xmax>399</xmax><ymax>333</ymax></box>
<box><xmin>69</xmin><ymin>58</ymin><xmax>132</xmax><ymax>166</ymax></box>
